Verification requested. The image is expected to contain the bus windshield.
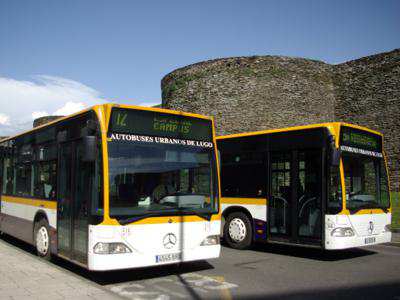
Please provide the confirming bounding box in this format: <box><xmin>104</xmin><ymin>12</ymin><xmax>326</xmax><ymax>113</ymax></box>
<box><xmin>343</xmin><ymin>153</ymin><xmax>390</xmax><ymax>212</ymax></box>
<box><xmin>108</xmin><ymin>140</ymin><xmax>218</xmax><ymax>221</ymax></box>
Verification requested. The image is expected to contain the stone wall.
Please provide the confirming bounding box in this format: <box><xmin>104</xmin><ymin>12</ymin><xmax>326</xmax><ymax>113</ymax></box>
<box><xmin>162</xmin><ymin>56</ymin><xmax>336</xmax><ymax>135</ymax></box>
<box><xmin>161</xmin><ymin>49</ymin><xmax>400</xmax><ymax>191</ymax></box>
<box><xmin>33</xmin><ymin>116</ymin><xmax>63</xmax><ymax>128</ymax></box>
<box><xmin>333</xmin><ymin>49</ymin><xmax>400</xmax><ymax>192</ymax></box>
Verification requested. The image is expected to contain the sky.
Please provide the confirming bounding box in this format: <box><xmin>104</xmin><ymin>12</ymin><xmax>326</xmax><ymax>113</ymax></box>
<box><xmin>0</xmin><ymin>0</ymin><xmax>399</xmax><ymax>136</ymax></box>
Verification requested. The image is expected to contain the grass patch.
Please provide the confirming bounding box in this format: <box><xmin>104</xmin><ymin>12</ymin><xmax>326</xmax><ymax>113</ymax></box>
<box><xmin>392</xmin><ymin>192</ymin><xmax>400</xmax><ymax>230</ymax></box>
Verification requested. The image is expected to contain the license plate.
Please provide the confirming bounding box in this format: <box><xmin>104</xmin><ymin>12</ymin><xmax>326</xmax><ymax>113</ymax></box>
<box><xmin>365</xmin><ymin>237</ymin><xmax>376</xmax><ymax>244</ymax></box>
<box><xmin>155</xmin><ymin>252</ymin><xmax>182</xmax><ymax>263</ymax></box>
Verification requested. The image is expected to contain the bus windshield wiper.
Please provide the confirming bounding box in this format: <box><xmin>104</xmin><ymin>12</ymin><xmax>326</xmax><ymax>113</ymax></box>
<box><xmin>118</xmin><ymin>208</ymin><xmax>213</xmax><ymax>225</ymax></box>
<box><xmin>118</xmin><ymin>212</ymin><xmax>164</xmax><ymax>225</ymax></box>
<box><xmin>178</xmin><ymin>208</ymin><xmax>212</xmax><ymax>221</ymax></box>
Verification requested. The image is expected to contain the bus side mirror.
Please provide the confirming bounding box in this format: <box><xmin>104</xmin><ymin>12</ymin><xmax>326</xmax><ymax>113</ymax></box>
<box><xmin>330</xmin><ymin>147</ymin><xmax>341</xmax><ymax>167</ymax></box>
<box><xmin>83</xmin><ymin>136</ymin><xmax>97</xmax><ymax>162</ymax></box>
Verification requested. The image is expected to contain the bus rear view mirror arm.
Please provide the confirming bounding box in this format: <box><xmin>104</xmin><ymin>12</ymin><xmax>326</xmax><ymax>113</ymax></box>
<box><xmin>328</xmin><ymin>133</ymin><xmax>340</xmax><ymax>167</ymax></box>
<box><xmin>330</xmin><ymin>147</ymin><xmax>341</xmax><ymax>167</ymax></box>
<box><xmin>83</xmin><ymin>135</ymin><xmax>97</xmax><ymax>162</ymax></box>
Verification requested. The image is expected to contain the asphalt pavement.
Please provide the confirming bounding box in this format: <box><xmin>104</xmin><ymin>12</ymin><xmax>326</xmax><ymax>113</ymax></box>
<box><xmin>1</xmin><ymin>233</ymin><xmax>400</xmax><ymax>300</ymax></box>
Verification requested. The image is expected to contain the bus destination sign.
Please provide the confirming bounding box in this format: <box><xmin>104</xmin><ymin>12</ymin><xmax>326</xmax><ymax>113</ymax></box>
<box><xmin>340</xmin><ymin>126</ymin><xmax>382</xmax><ymax>157</ymax></box>
<box><xmin>109</xmin><ymin>108</ymin><xmax>212</xmax><ymax>141</ymax></box>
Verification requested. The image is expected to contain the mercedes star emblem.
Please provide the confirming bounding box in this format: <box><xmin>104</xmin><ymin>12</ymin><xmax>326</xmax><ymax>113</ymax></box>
<box><xmin>368</xmin><ymin>221</ymin><xmax>374</xmax><ymax>234</ymax></box>
<box><xmin>163</xmin><ymin>233</ymin><xmax>177</xmax><ymax>249</ymax></box>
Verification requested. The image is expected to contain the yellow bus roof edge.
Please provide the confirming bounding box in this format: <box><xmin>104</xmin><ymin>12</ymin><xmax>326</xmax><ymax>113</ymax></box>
<box><xmin>216</xmin><ymin>122</ymin><xmax>383</xmax><ymax>140</ymax></box>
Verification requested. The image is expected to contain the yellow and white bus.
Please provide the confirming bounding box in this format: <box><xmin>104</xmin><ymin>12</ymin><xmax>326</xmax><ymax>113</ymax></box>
<box><xmin>217</xmin><ymin>123</ymin><xmax>391</xmax><ymax>250</ymax></box>
<box><xmin>0</xmin><ymin>104</ymin><xmax>221</xmax><ymax>270</ymax></box>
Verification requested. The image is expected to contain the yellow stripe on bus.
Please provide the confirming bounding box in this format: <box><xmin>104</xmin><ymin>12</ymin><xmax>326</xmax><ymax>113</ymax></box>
<box><xmin>100</xmin><ymin>214</ymin><xmax>221</xmax><ymax>226</ymax></box>
<box><xmin>1</xmin><ymin>195</ymin><xmax>57</xmax><ymax>210</ymax></box>
<box><xmin>353</xmin><ymin>209</ymin><xmax>389</xmax><ymax>215</ymax></box>
<box><xmin>221</xmin><ymin>197</ymin><xmax>267</xmax><ymax>205</ymax></box>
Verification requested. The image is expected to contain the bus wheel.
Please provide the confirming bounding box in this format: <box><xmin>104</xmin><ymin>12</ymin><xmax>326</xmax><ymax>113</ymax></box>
<box><xmin>224</xmin><ymin>212</ymin><xmax>252</xmax><ymax>249</ymax></box>
<box><xmin>34</xmin><ymin>219</ymin><xmax>52</xmax><ymax>260</ymax></box>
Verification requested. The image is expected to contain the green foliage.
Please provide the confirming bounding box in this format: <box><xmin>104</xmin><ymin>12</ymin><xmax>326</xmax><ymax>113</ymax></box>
<box><xmin>313</xmin><ymin>73</ymin><xmax>333</xmax><ymax>84</ymax></box>
<box><xmin>163</xmin><ymin>72</ymin><xmax>208</xmax><ymax>99</ymax></box>
<box><xmin>241</xmin><ymin>68</ymin><xmax>257</xmax><ymax>77</ymax></box>
<box><xmin>238</xmin><ymin>65</ymin><xmax>288</xmax><ymax>78</ymax></box>
<box><xmin>392</xmin><ymin>192</ymin><xmax>400</xmax><ymax>230</ymax></box>
<box><xmin>268</xmin><ymin>65</ymin><xmax>287</xmax><ymax>77</ymax></box>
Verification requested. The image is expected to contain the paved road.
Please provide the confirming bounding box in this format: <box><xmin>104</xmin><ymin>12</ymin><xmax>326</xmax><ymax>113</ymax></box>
<box><xmin>0</xmin><ymin>234</ymin><xmax>119</xmax><ymax>300</ymax></box>
<box><xmin>1</xmin><ymin>234</ymin><xmax>400</xmax><ymax>300</ymax></box>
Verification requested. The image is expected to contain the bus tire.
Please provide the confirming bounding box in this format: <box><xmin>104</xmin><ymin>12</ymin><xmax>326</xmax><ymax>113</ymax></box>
<box><xmin>34</xmin><ymin>219</ymin><xmax>52</xmax><ymax>261</ymax></box>
<box><xmin>224</xmin><ymin>212</ymin><xmax>252</xmax><ymax>249</ymax></box>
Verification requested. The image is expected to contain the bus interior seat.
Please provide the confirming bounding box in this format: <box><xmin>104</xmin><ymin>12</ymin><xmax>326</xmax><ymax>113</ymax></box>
<box><xmin>299</xmin><ymin>203</ymin><xmax>321</xmax><ymax>237</ymax></box>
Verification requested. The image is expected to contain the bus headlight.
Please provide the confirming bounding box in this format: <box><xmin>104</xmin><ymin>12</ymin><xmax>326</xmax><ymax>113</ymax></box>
<box><xmin>93</xmin><ymin>242</ymin><xmax>132</xmax><ymax>254</ymax></box>
<box><xmin>384</xmin><ymin>224</ymin><xmax>391</xmax><ymax>232</ymax></box>
<box><xmin>331</xmin><ymin>227</ymin><xmax>355</xmax><ymax>237</ymax></box>
<box><xmin>201</xmin><ymin>235</ymin><xmax>220</xmax><ymax>246</ymax></box>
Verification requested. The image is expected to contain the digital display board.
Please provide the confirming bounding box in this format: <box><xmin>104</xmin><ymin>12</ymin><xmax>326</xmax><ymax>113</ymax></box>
<box><xmin>109</xmin><ymin>108</ymin><xmax>213</xmax><ymax>141</ymax></box>
<box><xmin>340</xmin><ymin>126</ymin><xmax>382</xmax><ymax>155</ymax></box>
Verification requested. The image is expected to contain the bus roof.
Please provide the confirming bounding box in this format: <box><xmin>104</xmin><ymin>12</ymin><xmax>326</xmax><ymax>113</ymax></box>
<box><xmin>216</xmin><ymin>122</ymin><xmax>383</xmax><ymax>140</ymax></box>
<box><xmin>0</xmin><ymin>103</ymin><xmax>214</xmax><ymax>143</ymax></box>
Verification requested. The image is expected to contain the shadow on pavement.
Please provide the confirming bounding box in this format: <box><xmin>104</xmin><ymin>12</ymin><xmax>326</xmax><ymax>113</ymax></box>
<box><xmin>55</xmin><ymin>258</ymin><xmax>214</xmax><ymax>286</ymax></box>
<box><xmin>0</xmin><ymin>232</ymin><xmax>37</xmax><ymax>254</ymax></box>
<box><xmin>0</xmin><ymin>233</ymin><xmax>214</xmax><ymax>286</ymax></box>
<box><xmin>248</xmin><ymin>242</ymin><xmax>377</xmax><ymax>261</ymax></box>
<box><xmin>241</xmin><ymin>281</ymin><xmax>400</xmax><ymax>300</ymax></box>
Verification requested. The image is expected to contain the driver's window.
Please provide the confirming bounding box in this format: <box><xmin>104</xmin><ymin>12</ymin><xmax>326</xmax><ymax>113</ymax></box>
<box><xmin>328</xmin><ymin>166</ymin><xmax>342</xmax><ymax>214</ymax></box>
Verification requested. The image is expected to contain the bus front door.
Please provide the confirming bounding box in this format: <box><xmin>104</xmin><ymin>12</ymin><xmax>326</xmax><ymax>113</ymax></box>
<box><xmin>57</xmin><ymin>141</ymin><xmax>89</xmax><ymax>264</ymax></box>
<box><xmin>268</xmin><ymin>149</ymin><xmax>323</xmax><ymax>245</ymax></box>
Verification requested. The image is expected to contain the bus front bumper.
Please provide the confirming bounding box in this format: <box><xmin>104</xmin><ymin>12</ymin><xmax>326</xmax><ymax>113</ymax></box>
<box><xmin>325</xmin><ymin>232</ymin><xmax>392</xmax><ymax>250</ymax></box>
<box><xmin>87</xmin><ymin>244</ymin><xmax>220</xmax><ymax>271</ymax></box>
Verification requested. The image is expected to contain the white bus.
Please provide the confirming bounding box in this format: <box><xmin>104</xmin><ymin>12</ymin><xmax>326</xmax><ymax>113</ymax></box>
<box><xmin>0</xmin><ymin>104</ymin><xmax>221</xmax><ymax>270</ymax></box>
<box><xmin>217</xmin><ymin>123</ymin><xmax>392</xmax><ymax>250</ymax></box>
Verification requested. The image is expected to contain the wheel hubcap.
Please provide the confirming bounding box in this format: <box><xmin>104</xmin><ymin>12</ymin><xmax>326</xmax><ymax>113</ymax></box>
<box><xmin>36</xmin><ymin>226</ymin><xmax>49</xmax><ymax>256</ymax></box>
<box><xmin>229</xmin><ymin>218</ymin><xmax>247</xmax><ymax>242</ymax></box>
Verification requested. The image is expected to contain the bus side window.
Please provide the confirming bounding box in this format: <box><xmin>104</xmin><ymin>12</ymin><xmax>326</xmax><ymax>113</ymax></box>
<box><xmin>34</xmin><ymin>160</ymin><xmax>57</xmax><ymax>200</ymax></box>
<box><xmin>2</xmin><ymin>153</ymin><xmax>14</xmax><ymax>195</ymax></box>
<box><xmin>221</xmin><ymin>151</ymin><xmax>267</xmax><ymax>198</ymax></box>
<box><xmin>33</xmin><ymin>140</ymin><xmax>57</xmax><ymax>200</ymax></box>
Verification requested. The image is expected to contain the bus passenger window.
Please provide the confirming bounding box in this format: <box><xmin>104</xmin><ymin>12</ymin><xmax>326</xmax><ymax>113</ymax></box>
<box><xmin>6</xmin><ymin>177</ymin><xmax>13</xmax><ymax>195</ymax></box>
<box><xmin>34</xmin><ymin>161</ymin><xmax>57</xmax><ymax>199</ymax></box>
<box><xmin>221</xmin><ymin>151</ymin><xmax>267</xmax><ymax>198</ymax></box>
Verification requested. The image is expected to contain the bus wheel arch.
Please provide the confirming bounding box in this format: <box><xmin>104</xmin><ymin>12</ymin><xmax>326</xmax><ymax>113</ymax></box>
<box><xmin>222</xmin><ymin>207</ymin><xmax>253</xmax><ymax>250</ymax></box>
<box><xmin>33</xmin><ymin>211</ymin><xmax>52</xmax><ymax>260</ymax></box>
<box><xmin>33</xmin><ymin>210</ymin><xmax>49</xmax><ymax>226</ymax></box>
